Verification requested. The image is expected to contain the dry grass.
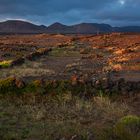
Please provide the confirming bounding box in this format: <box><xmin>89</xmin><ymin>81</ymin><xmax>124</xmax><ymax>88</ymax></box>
<box><xmin>0</xmin><ymin>33</ymin><xmax>140</xmax><ymax>139</ymax></box>
<box><xmin>0</xmin><ymin>61</ymin><xmax>55</xmax><ymax>78</ymax></box>
<box><xmin>0</xmin><ymin>93</ymin><xmax>134</xmax><ymax>140</ymax></box>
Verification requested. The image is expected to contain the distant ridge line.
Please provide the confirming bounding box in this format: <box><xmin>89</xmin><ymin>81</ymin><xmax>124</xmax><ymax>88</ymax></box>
<box><xmin>0</xmin><ymin>20</ymin><xmax>140</xmax><ymax>34</ymax></box>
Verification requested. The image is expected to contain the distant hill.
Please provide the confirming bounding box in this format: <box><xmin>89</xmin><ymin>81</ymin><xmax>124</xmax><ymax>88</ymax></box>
<box><xmin>71</xmin><ymin>23</ymin><xmax>112</xmax><ymax>34</ymax></box>
<box><xmin>0</xmin><ymin>20</ymin><xmax>47</xmax><ymax>33</ymax></box>
<box><xmin>0</xmin><ymin>20</ymin><xmax>140</xmax><ymax>34</ymax></box>
<box><xmin>113</xmin><ymin>26</ymin><xmax>140</xmax><ymax>32</ymax></box>
<box><xmin>47</xmin><ymin>22</ymin><xmax>71</xmax><ymax>33</ymax></box>
<box><xmin>46</xmin><ymin>22</ymin><xmax>112</xmax><ymax>34</ymax></box>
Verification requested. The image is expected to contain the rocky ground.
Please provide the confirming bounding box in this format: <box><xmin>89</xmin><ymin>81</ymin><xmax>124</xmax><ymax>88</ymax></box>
<box><xmin>0</xmin><ymin>33</ymin><xmax>140</xmax><ymax>140</ymax></box>
<box><xmin>0</xmin><ymin>33</ymin><xmax>140</xmax><ymax>88</ymax></box>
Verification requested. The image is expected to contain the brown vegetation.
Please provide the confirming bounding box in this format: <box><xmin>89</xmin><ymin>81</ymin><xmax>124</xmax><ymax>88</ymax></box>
<box><xmin>0</xmin><ymin>33</ymin><xmax>140</xmax><ymax>140</ymax></box>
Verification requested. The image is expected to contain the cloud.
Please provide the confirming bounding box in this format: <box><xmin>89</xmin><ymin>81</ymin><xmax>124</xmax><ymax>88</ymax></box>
<box><xmin>0</xmin><ymin>0</ymin><xmax>140</xmax><ymax>26</ymax></box>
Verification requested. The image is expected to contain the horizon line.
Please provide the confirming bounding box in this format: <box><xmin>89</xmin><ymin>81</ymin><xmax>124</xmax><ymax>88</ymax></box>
<box><xmin>1</xmin><ymin>19</ymin><xmax>140</xmax><ymax>28</ymax></box>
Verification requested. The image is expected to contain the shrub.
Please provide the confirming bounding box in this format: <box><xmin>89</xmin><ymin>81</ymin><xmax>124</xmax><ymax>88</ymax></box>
<box><xmin>0</xmin><ymin>60</ymin><xmax>12</xmax><ymax>68</ymax></box>
<box><xmin>55</xmin><ymin>80</ymin><xmax>71</xmax><ymax>95</ymax></box>
<box><xmin>23</xmin><ymin>80</ymin><xmax>45</xmax><ymax>94</ymax></box>
<box><xmin>45</xmin><ymin>80</ymin><xmax>70</xmax><ymax>95</ymax></box>
<box><xmin>0</xmin><ymin>77</ymin><xmax>17</xmax><ymax>94</ymax></box>
<box><xmin>114</xmin><ymin>115</ymin><xmax>140</xmax><ymax>140</ymax></box>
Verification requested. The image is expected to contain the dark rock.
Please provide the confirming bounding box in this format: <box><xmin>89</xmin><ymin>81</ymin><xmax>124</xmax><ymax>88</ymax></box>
<box><xmin>11</xmin><ymin>57</ymin><xmax>25</xmax><ymax>66</ymax></box>
<box><xmin>118</xmin><ymin>78</ymin><xmax>125</xmax><ymax>90</ymax></box>
<box><xmin>26</xmin><ymin>48</ymin><xmax>52</xmax><ymax>61</ymax></box>
<box><xmin>101</xmin><ymin>77</ymin><xmax>109</xmax><ymax>89</ymax></box>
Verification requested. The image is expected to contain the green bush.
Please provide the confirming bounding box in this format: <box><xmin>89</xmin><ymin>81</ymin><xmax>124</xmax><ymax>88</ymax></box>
<box><xmin>0</xmin><ymin>77</ymin><xmax>17</xmax><ymax>94</ymax></box>
<box><xmin>114</xmin><ymin>115</ymin><xmax>140</xmax><ymax>140</ymax></box>
<box><xmin>0</xmin><ymin>78</ymin><xmax>107</xmax><ymax>97</ymax></box>
<box><xmin>23</xmin><ymin>80</ymin><xmax>45</xmax><ymax>94</ymax></box>
<box><xmin>0</xmin><ymin>60</ymin><xmax>12</xmax><ymax>68</ymax></box>
<box><xmin>45</xmin><ymin>80</ymin><xmax>70</xmax><ymax>95</ymax></box>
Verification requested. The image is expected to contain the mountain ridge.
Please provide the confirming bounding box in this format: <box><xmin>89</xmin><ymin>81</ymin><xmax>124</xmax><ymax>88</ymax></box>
<box><xmin>0</xmin><ymin>20</ymin><xmax>140</xmax><ymax>34</ymax></box>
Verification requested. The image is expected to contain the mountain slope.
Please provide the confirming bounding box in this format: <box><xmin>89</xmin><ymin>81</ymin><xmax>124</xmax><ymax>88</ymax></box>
<box><xmin>71</xmin><ymin>23</ymin><xmax>112</xmax><ymax>34</ymax></box>
<box><xmin>0</xmin><ymin>20</ymin><xmax>47</xmax><ymax>33</ymax></box>
<box><xmin>1</xmin><ymin>20</ymin><xmax>140</xmax><ymax>34</ymax></box>
<box><xmin>46</xmin><ymin>22</ymin><xmax>73</xmax><ymax>33</ymax></box>
<box><xmin>114</xmin><ymin>26</ymin><xmax>140</xmax><ymax>32</ymax></box>
<box><xmin>46</xmin><ymin>22</ymin><xmax>113</xmax><ymax>34</ymax></box>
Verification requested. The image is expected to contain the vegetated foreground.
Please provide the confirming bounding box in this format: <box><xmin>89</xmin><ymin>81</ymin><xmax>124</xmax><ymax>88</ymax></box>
<box><xmin>0</xmin><ymin>33</ymin><xmax>140</xmax><ymax>140</ymax></box>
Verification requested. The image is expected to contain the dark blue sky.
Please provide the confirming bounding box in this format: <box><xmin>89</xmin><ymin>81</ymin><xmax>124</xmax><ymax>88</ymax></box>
<box><xmin>0</xmin><ymin>0</ymin><xmax>140</xmax><ymax>26</ymax></box>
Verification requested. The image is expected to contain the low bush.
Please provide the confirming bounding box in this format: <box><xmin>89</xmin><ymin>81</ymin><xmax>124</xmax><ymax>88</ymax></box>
<box><xmin>22</xmin><ymin>80</ymin><xmax>45</xmax><ymax>94</ymax></box>
<box><xmin>45</xmin><ymin>80</ymin><xmax>71</xmax><ymax>95</ymax></box>
<box><xmin>0</xmin><ymin>77</ymin><xmax>17</xmax><ymax>94</ymax></box>
<box><xmin>0</xmin><ymin>60</ymin><xmax>12</xmax><ymax>68</ymax></box>
<box><xmin>0</xmin><ymin>77</ymin><xmax>139</xmax><ymax>97</ymax></box>
<box><xmin>114</xmin><ymin>115</ymin><xmax>140</xmax><ymax>140</ymax></box>
<box><xmin>26</xmin><ymin>48</ymin><xmax>51</xmax><ymax>60</ymax></box>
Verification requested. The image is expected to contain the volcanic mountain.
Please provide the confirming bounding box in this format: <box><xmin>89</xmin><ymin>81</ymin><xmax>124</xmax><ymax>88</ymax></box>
<box><xmin>1</xmin><ymin>20</ymin><xmax>140</xmax><ymax>34</ymax></box>
<box><xmin>46</xmin><ymin>22</ymin><xmax>113</xmax><ymax>34</ymax></box>
<box><xmin>0</xmin><ymin>20</ymin><xmax>47</xmax><ymax>33</ymax></box>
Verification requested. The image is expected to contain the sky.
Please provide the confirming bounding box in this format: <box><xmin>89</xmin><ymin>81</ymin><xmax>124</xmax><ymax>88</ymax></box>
<box><xmin>0</xmin><ymin>0</ymin><xmax>140</xmax><ymax>26</ymax></box>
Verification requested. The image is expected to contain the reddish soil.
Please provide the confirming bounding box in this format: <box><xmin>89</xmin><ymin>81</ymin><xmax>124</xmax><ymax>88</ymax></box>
<box><xmin>0</xmin><ymin>33</ymin><xmax>140</xmax><ymax>82</ymax></box>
